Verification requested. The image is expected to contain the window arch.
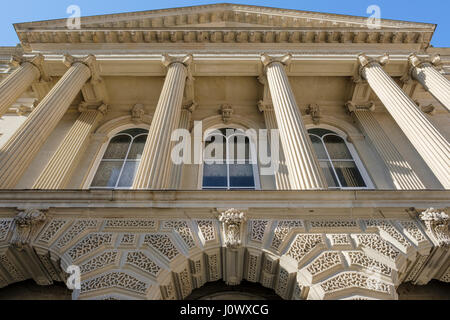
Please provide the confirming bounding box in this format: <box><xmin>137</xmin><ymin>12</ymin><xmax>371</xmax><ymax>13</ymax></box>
<box><xmin>308</xmin><ymin>128</ymin><xmax>372</xmax><ymax>189</ymax></box>
<box><xmin>90</xmin><ymin>128</ymin><xmax>148</xmax><ymax>189</ymax></box>
<box><xmin>202</xmin><ymin>128</ymin><xmax>259</xmax><ymax>190</ymax></box>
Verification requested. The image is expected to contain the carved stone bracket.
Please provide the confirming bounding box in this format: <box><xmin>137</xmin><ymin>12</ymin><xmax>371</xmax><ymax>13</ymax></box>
<box><xmin>419</xmin><ymin>208</ymin><xmax>450</xmax><ymax>247</ymax></box>
<box><xmin>415</xmin><ymin>100</ymin><xmax>436</xmax><ymax>115</ymax></box>
<box><xmin>218</xmin><ymin>208</ymin><xmax>247</xmax><ymax>249</ymax></box>
<box><xmin>10</xmin><ymin>209</ymin><xmax>47</xmax><ymax>251</ymax></box>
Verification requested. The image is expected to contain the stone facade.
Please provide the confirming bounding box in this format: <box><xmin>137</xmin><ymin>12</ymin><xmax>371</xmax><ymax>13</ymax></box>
<box><xmin>0</xmin><ymin>4</ymin><xmax>449</xmax><ymax>300</ymax></box>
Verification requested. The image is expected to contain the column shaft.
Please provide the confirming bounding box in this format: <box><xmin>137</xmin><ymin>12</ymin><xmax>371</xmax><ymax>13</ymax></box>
<box><xmin>132</xmin><ymin>61</ymin><xmax>188</xmax><ymax>189</ymax></box>
<box><xmin>0</xmin><ymin>62</ymin><xmax>91</xmax><ymax>188</ymax></box>
<box><xmin>32</xmin><ymin>107</ymin><xmax>105</xmax><ymax>189</ymax></box>
<box><xmin>0</xmin><ymin>61</ymin><xmax>40</xmax><ymax>117</ymax></box>
<box><xmin>260</xmin><ymin>107</ymin><xmax>291</xmax><ymax>190</ymax></box>
<box><xmin>169</xmin><ymin>108</ymin><xmax>191</xmax><ymax>189</ymax></box>
<box><xmin>352</xmin><ymin>109</ymin><xmax>425</xmax><ymax>189</ymax></box>
<box><xmin>265</xmin><ymin>60</ymin><xmax>326</xmax><ymax>190</ymax></box>
<box><xmin>361</xmin><ymin>61</ymin><xmax>450</xmax><ymax>188</ymax></box>
<box><xmin>412</xmin><ymin>62</ymin><xmax>450</xmax><ymax>112</ymax></box>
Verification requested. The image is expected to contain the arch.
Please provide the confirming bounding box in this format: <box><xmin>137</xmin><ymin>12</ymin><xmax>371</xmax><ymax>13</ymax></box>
<box><xmin>1</xmin><ymin>212</ymin><xmax>445</xmax><ymax>300</ymax></box>
<box><xmin>303</xmin><ymin>115</ymin><xmax>364</xmax><ymax>143</ymax></box>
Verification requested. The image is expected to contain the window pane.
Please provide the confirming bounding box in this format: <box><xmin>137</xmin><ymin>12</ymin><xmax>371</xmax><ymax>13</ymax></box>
<box><xmin>319</xmin><ymin>161</ymin><xmax>339</xmax><ymax>188</ymax></box>
<box><xmin>91</xmin><ymin>161</ymin><xmax>123</xmax><ymax>187</ymax></box>
<box><xmin>103</xmin><ymin>135</ymin><xmax>131</xmax><ymax>159</ymax></box>
<box><xmin>228</xmin><ymin>135</ymin><xmax>250</xmax><ymax>161</ymax></box>
<box><xmin>203</xmin><ymin>164</ymin><xmax>227</xmax><ymax>188</ymax></box>
<box><xmin>204</xmin><ymin>134</ymin><xmax>226</xmax><ymax>161</ymax></box>
<box><xmin>121</xmin><ymin>128</ymin><xmax>148</xmax><ymax>137</ymax></box>
<box><xmin>332</xmin><ymin>161</ymin><xmax>366</xmax><ymax>188</ymax></box>
<box><xmin>117</xmin><ymin>161</ymin><xmax>139</xmax><ymax>188</ymax></box>
<box><xmin>308</xmin><ymin>128</ymin><xmax>334</xmax><ymax>137</ymax></box>
<box><xmin>323</xmin><ymin>135</ymin><xmax>352</xmax><ymax>159</ymax></box>
<box><xmin>309</xmin><ymin>135</ymin><xmax>328</xmax><ymax>159</ymax></box>
<box><xmin>127</xmin><ymin>135</ymin><xmax>147</xmax><ymax>160</ymax></box>
<box><xmin>229</xmin><ymin>164</ymin><xmax>255</xmax><ymax>188</ymax></box>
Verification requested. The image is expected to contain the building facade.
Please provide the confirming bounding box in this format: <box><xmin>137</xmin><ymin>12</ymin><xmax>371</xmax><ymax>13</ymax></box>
<box><xmin>0</xmin><ymin>3</ymin><xmax>449</xmax><ymax>300</ymax></box>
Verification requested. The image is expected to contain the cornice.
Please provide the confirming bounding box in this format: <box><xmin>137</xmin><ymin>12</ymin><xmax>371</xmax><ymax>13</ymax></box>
<box><xmin>0</xmin><ymin>190</ymin><xmax>448</xmax><ymax>211</ymax></box>
<box><xmin>14</xmin><ymin>4</ymin><xmax>435</xmax><ymax>49</ymax></box>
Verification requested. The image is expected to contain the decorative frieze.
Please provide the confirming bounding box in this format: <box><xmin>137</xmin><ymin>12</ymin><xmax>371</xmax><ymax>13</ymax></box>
<box><xmin>143</xmin><ymin>234</ymin><xmax>180</xmax><ymax>261</ymax></box>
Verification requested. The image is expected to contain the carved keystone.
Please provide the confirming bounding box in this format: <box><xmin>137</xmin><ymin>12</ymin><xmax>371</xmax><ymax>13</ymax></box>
<box><xmin>419</xmin><ymin>208</ymin><xmax>450</xmax><ymax>247</ymax></box>
<box><xmin>218</xmin><ymin>209</ymin><xmax>247</xmax><ymax>249</ymax></box>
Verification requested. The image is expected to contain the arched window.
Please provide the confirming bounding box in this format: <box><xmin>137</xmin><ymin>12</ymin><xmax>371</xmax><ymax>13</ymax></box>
<box><xmin>308</xmin><ymin>128</ymin><xmax>371</xmax><ymax>189</ymax></box>
<box><xmin>202</xmin><ymin>128</ymin><xmax>259</xmax><ymax>190</ymax></box>
<box><xmin>91</xmin><ymin>128</ymin><xmax>148</xmax><ymax>189</ymax></box>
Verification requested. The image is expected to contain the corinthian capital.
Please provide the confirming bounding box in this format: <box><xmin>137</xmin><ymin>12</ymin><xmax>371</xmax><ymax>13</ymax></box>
<box><xmin>261</xmin><ymin>53</ymin><xmax>292</xmax><ymax>68</ymax></box>
<box><xmin>10</xmin><ymin>208</ymin><xmax>47</xmax><ymax>251</ymax></box>
<box><xmin>162</xmin><ymin>54</ymin><xmax>193</xmax><ymax>68</ymax></box>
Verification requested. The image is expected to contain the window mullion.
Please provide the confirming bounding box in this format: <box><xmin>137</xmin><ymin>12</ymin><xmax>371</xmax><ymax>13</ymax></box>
<box><xmin>115</xmin><ymin>135</ymin><xmax>134</xmax><ymax>188</ymax></box>
<box><xmin>321</xmin><ymin>136</ymin><xmax>342</xmax><ymax>188</ymax></box>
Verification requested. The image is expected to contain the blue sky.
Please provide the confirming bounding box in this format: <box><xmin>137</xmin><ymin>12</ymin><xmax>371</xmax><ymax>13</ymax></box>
<box><xmin>1</xmin><ymin>0</ymin><xmax>448</xmax><ymax>47</ymax></box>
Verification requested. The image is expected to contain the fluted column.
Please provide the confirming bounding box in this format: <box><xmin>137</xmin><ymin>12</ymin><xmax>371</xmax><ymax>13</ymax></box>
<box><xmin>132</xmin><ymin>54</ymin><xmax>192</xmax><ymax>189</ymax></box>
<box><xmin>0</xmin><ymin>55</ymin><xmax>94</xmax><ymax>188</ymax></box>
<box><xmin>261</xmin><ymin>54</ymin><xmax>327</xmax><ymax>190</ymax></box>
<box><xmin>169</xmin><ymin>101</ymin><xmax>196</xmax><ymax>189</ymax></box>
<box><xmin>409</xmin><ymin>54</ymin><xmax>450</xmax><ymax>112</ymax></box>
<box><xmin>358</xmin><ymin>54</ymin><xmax>450</xmax><ymax>189</ymax></box>
<box><xmin>0</xmin><ymin>55</ymin><xmax>44</xmax><ymax>117</ymax></box>
<box><xmin>32</xmin><ymin>103</ymin><xmax>107</xmax><ymax>189</ymax></box>
<box><xmin>347</xmin><ymin>102</ymin><xmax>425</xmax><ymax>189</ymax></box>
<box><xmin>258</xmin><ymin>101</ymin><xmax>291</xmax><ymax>190</ymax></box>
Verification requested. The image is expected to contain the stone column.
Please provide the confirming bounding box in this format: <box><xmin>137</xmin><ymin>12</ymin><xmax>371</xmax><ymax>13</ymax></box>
<box><xmin>169</xmin><ymin>101</ymin><xmax>196</xmax><ymax>189</ymax></box>
<box><xmin>132</xmin><ymin>54</ymin><xmax>192</xmax><ymax>189</ymax></box>
<box><xmin>0</xmin><ymin>55</ymin><xmax>94</xmax><ymax>189</ymax></box>
<box><xmin>261</xmin><ymin>54</ymin><xmax>326</xmax><ymax>190</ymax></box>
<box><xmin>32</xmin><ymin>103</ymin><xmax>107</xmax><ymax>189</ymax></box>
<box><xmin>0</xmin><ymin>54</ymin><xmax>45</xmax><ymax>117</ymax></box>
<box><xmin>346</xmin><ymin>102</ymin><xmax>425</xmax><ymax>190</ymax></box>
<box><xmin>258</xmin><ymin>101</ymin><xmax>291</xmax><ymax>190</ymax></box>
<box><xmin>358</xmin><ymin>54</ymin><xmax>450</xmax><ymax>189</ymax></box>
<box><xmin>409</xmin><ymin>54</ymin><xmax>450</xmax><ymax>112</ymax></box>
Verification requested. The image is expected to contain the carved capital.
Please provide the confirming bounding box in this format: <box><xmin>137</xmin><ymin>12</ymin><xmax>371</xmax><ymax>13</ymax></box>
<box><xmin>261</xmin><ymin>53</ymin><xmax>292</xmax><ymax>69</ymax></box>
<box><xmin>257</xmin><ymin>100</ymin><xmax>273</xmax><ymax>113</ymax></box>
<box><xmin>78</xmin><ymin>102</ymin><xmax>108</xmax><ymax>115</ymax></box>
<box><xmin>131</xmin><ymin>104</ymin><xmax>145</xmax><ymax>124</ymax></box>
<box><xmin>358</xmin><ymin>53</ymin><xmax>389</xmax><ymax>68</ymax></box>
<box><xmin>218</xmin><ymin>208</ymin><xmax>247</xmax><ymax>249</ymax></box>
<box><xmin>162</xmin><ymin>54</ymin><xmax>193</xmax><ymax>68</ymax></box>
<box><xmin>10</xmin><ymin>54</ymin><xmax>50</xmax><ymax>82</ymax></box>
<box><xmin>10</xmin><ymin>209</ymin><xmax>47</xmax><ymax>251</ymax></box>
<box><xmin>419</xmin><ymin>208</ymin><xmax>450</xmax><ymax>247</ymax></box>
<box><xmin>345</xmin><ymin>101</ymin><xmax>375</xmax><ymax>113</ymax></box>
<box><xmin>63</xmin><ymin>54</ymin><xmax>101</xmax><ymax>83</ymax></box>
